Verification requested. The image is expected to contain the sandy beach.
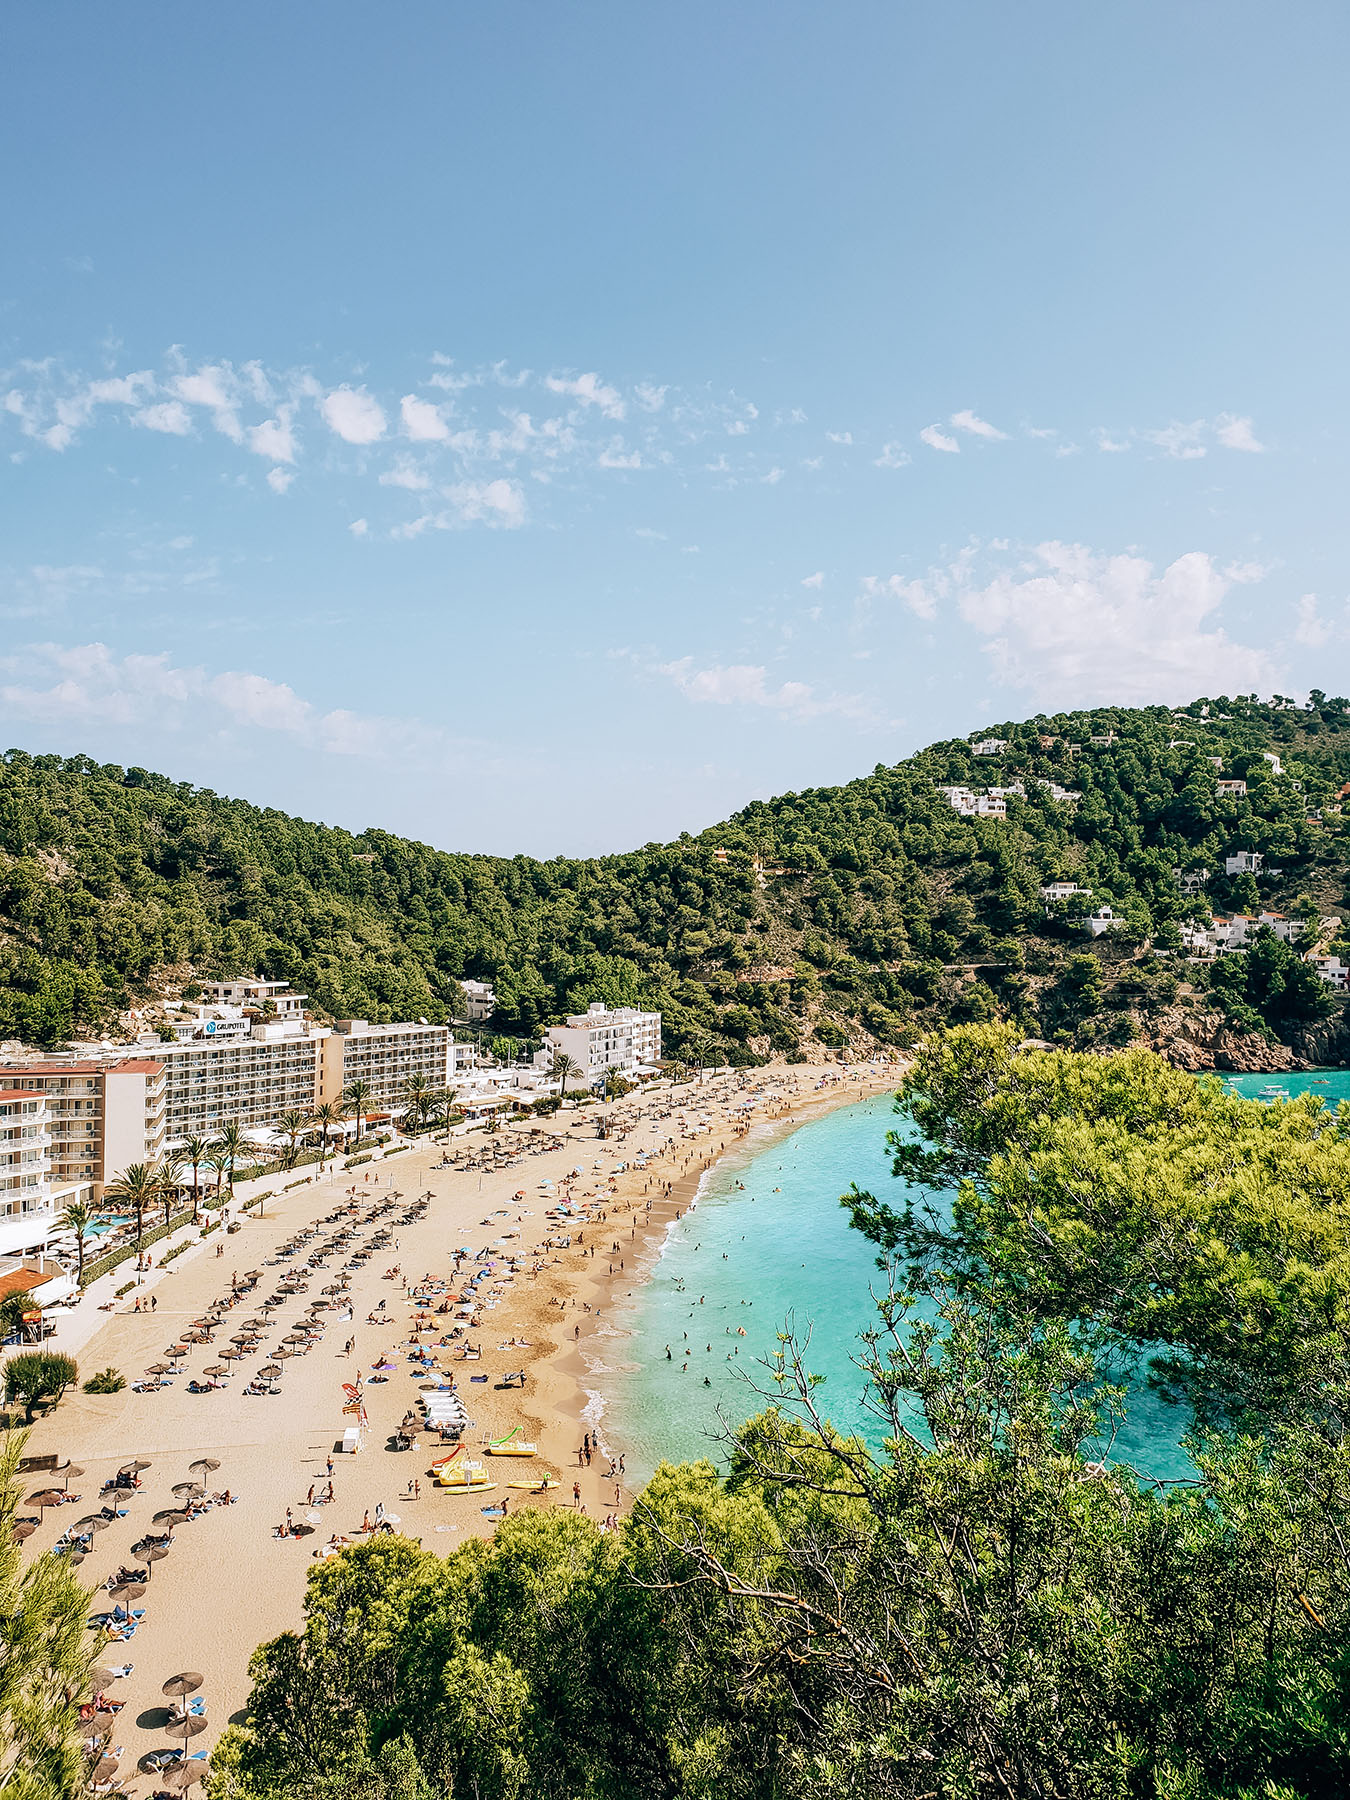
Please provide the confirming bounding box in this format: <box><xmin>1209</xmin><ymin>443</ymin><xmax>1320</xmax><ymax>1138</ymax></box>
<box><xmin>12</xmin><ymin>1057</ymin><xmax>899</xmax><ymax>1778</ymax></box>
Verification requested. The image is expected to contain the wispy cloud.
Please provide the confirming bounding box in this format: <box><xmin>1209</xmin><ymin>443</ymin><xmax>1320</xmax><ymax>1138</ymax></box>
<box><xmin>950</xmin><ymin>409</ymin><xmax>1006</xmax><ymax>440</ymax></box>
<box><xmin>656</xmin><ymin>656</ymin><xmax>869</xmax><ymax>721</ymax></box>
<box><xmin>919</xmin><ymin>424</ymin><xmax>960</xmax><ymax>454</ymax></box>
<box><xmin>543</xmin><ymin>371</ymin><xmax>625</xmax><ymax>419</ymax></box>
<box><xmin>0</xmin><ymin>641</ymin><xmax>451</xmax><ymax>764</ymax></box>
<box><xmin>1215</xmin><ymin>413</ymin><xmax>1264</xmax><ymax>453</ymax></box>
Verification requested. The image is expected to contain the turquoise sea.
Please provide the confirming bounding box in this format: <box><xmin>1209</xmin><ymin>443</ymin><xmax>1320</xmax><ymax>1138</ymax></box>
<box><xmin>596</xmin><ymin>1068</ymin><xmax>1350</xmax><ymax>1486</ymax></box>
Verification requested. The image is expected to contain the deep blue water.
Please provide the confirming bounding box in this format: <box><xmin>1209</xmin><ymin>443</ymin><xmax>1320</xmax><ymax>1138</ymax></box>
<box><xmin>599</xmin><ymin>1069</ymin><xmax>1350</xmax><ymax>1485</ymax></box>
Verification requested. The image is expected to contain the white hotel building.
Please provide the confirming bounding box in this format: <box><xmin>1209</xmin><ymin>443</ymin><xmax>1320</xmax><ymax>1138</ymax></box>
<box><xmin>544</xmin><ymin>1003</ymin><xmax>662</xmax><ymax>1084</ymax></box>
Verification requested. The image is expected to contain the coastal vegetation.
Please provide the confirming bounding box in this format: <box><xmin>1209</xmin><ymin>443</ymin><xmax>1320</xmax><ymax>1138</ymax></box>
<box><xmin>203</xmin><ymin>1035</ymin><xmax>1350</xmax><ymax>1799</ymax></box>
<box><xmin>1</xmin><ymin>693</ymin><xmax>1347</xmax><ymax>1065</ymax></box>
<box><xmin>2</xmin><ymin>1353</ymin><xmax>78</xmax><ymax>1424</ymax></box>
<box><xmin>0</xmin><ymin>1433</ymin><xmax>95</xmax><ymax>1798</ymax></box>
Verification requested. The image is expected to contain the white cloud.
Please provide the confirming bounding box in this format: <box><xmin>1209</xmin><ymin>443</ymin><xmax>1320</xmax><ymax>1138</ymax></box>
<box><xmin>448</xmin><ymin>478</ymin><xmax>525</xmax><ymax>526</ymax></box>
<box><xmin>919</xmin><ymin>425</ymin><xmax>960</xmax><ymax>454</ymax></box>
<box><xmin>801</xmin><ymin>571</ymin><xmax>824</xmax><ymax>589</ymax></box>
<box><xmin>597</xmin><ymin>439</ymin><xmax>643</xmax><ymax>469</ymax></box>
<box><xmin>874</xmin><ymin>442</ymin><xmax>911</xmax><ymax>468</ymax></box>
<box><xmin>950</xmin><ymin>409</ymin><xmax>1007</xmax><ymax>440</ymax></box>
<box><xmin>320</xmin><ymin>385</ymin><xmax>387</xmax><ymax>445</ymax></box>
<box><xmin>400</xmin><ymin>393</ymin><xmax>449</xmax><ymax>441</ymax></box>
<box><xmin>250</xmin><ymin>405</ymin><xmax>298</xmax><ymax>464</ymax></box>
<box><xmin>1096</xmin><ymin>432</ymin><xmax>1131</xmax><ymax>453</ymax></box>
<box><xmin>762</xmin><ymin>466</ymin><xmax>785</xmax><ymax>484</ymax></box>
<box><xmin>826</xmin><ymin>430</ymin><xmax>853</xmax><ymax>444</ymax></box>
<box><xmin>725</xmin><ymin>420</ymin><xmax>750</xmax><ymax>436</ymax></box>
<box><xmin>1145</xmin><ymin>421</ymin><xmax>1207</xmax><ymax>460</ymax></box>
<box><xmin>134</xmin><ymin>401</ymin><xmax>192</xmax><ymax>435</ymax></box>
<box><xmin>349</xmin><ymin>518</ymin><xmax>370</xmax><ymax>537</ymax></box>
<box><xmin>379</xmin><ymin>461</ymin><xmax>433</xmax><ymax>491</ymax></box>
<box><xmin>1216</xmin><ymin>413</ymin><xmax>1264</xmax><ymax>453</ymax></box>
<box><xmin>660</xmin><ymin>658</ymin><xmax>815</xmax><ymax>712</ymax></box>
<box><xmin>951</xmin><ymin>542</ymin><xmax>1277</xmax><ymax>702</ymax></box>
<box><xmin>0</xmin><ymin>641</ymin><xmax>447</xmax><ymax>764</ymax></box>
<box><xmin>1294</xmin><ymin>594</ymin><xmax>1332</xmax><ymax>648</ymax></box>
<box><xmin>172</xmin><ymin>365</ymin><xmax>243</xmax><ymax>442</ymax></box>
<box><xmin>544</xmin><ymin>371</ymin><xmax>625</xmax><ymax>419</ymax></box>
<box><xmin>266</xmin><ymin>467</ymin><xmax>294</xmax><ymax>494</ymax></box>
<box><xmin>860</xmin><ymin>572</ymin><xmax>940</xmax><ymax>622</ymax></box>
<box><xmin>634</xmin><ymin>383</ymin><xmax>667</xmax><ymax>411</ymax></box>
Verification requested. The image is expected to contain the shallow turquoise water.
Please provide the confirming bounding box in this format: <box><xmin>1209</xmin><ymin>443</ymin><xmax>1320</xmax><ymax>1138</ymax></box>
<box><xmin>601</xmin><ymin>1070</ymin><xmax>1350</xmax><ymax>1486</ymax></box>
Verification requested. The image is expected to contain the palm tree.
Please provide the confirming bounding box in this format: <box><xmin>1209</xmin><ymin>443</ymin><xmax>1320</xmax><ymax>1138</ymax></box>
<box><xmin>217</xmin><ymin>1120</ymin><xmax>247</xmax><ymax>1192</ymax></box>
<box><xmin>342</xmin><ymin>1079</ymin><xmax>373</xmax><ymax>1149</ymax></box>
<box><xmin>58</xmin><ymin>1200</ymin><xmax>92</xmax><ymax>1288</ymax></box>
<box><xmin>552</xmin><ymin>1053</ymin><xmax>582</xmax><ymax>1106</ymax></box>
<box><xmin>311</xmin><ymin>1101</ymin><xmax>341</xmax><ymax>1164</ymax></box>
<box><xmin>103</xmin><ymin>1162</ymin><xmax>159</xmax><ymax>1251</ymax></box>
<box><xmin>156</xmin><ymin>1156</ymin><xmax>186</xmax><ymax>1229</ymax></box>
<box><xmin>276</xmin><ymin>1108</ymin><xmax>306</xmax><ymax>1170</ymax></box>
<box><xmin>181</xmin><ymin>1134</ymin><xmax>211</xmax><ymax>1221</ymax></box>
<box><xmin>399</xmin><ymin>1073</ymin><xmax>433</xmax><ymax>1134</ymax></box>
<box><xmin>207</xmin><ymin>1147</ymin><xmax>231</xmax><ymax>1202</ymax></box>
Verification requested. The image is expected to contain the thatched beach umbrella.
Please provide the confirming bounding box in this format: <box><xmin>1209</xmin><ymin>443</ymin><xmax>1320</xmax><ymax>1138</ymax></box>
<box><xmin>90</xmin><ymin>1752</ymin><xmax>120</xmax><ymax>1783</ymax></box>
<box><xmin>121</xmin><ymin>1459</ymin><xmax>152</xmax><ymax>1473</ymax></box>
<box><xmin>28</xmin><ymin>1489</ymin><xmax>63</xmax><ymax>1513</ymax></box>
<box><xmin>143</xmin><ymin>1542</ymin><xmax>170</xmax><ymax>1574</ymax></box>
<box><xmin>75</xmin><ymin>1515</ymin><xmax>110</xmax><ymax>1533</ymax></box>
<box><xmin>107</xmin><ymin>1580</ymin><xmax>146</xmax><ymax>1603</ymax></box>
<box><xmin>161</xmin><ymin>1671</ymin><xmax>204</xmax><ymax>1698</ymax></box>
<box><xmin>160</xmin><ymin>1761</ymin><xmax>203</xmax><ymax>1790</ymax></box>
<box><xmin>58</xmin><ymin>1463</ymin><xmax>84</xmax><ymax>1488</ymax></box>
<box><xmin>88</xmin><ymin>1667</ymin><xmax>117</xmax><ymax>1694</ymax></box>
<box><xmin>259</xmin><ymin>1364</ymin><xmax>282</xmax><ymax>1378</ymax></box>
<box><xmin>202</xmin><ymin>1365</ymin><xmax>226</xmax><ymax>1378</ymax></box>
<box><xmin>171</xmin><ymin>1482</ymin><xmax>204</xmax><ymax>1500</ymax></box>
<box><xmin>188</xmin><ymin>1457</ymin><xmax>220</xmax><ymax>1475</ymax></box>
<box><xmin>12</xmin><ymin>1520</ymin><xmax>37</xmax><ymax>1541</ymax></box>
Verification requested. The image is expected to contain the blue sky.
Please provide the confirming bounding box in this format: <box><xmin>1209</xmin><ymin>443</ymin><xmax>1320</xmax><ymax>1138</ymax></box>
<box><xmin>3</xmin><ymin>3</ymin><xmax>1348</xmax><ymax>854</ymax></box>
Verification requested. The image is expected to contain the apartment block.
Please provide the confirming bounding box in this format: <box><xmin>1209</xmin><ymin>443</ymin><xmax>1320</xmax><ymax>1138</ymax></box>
<box><xmin>156</xmin><ymin>1029</ymin><xmax>325</xmax><ymax>1143</ymax></box>
<box><xmin>0</xmin><ymin>1060</ymin><xmax>166</xmax><ymax>1207</ymax></box>
<box><xmin>544</xmin><ymin>1003</ymin><xmax>662</xmax><ymax>1082</ymax></box>
<box><xmin>318</xmin><ymin>1020</ymin><xmax>452</xmax><ymax>1113</ymax></box>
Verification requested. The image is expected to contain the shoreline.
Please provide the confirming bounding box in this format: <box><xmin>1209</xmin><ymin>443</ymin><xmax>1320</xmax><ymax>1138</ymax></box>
<box><xmin>511</xmin><ymin>1066</ymin><xmax>901</xmax><ymax>1503</ymax></box>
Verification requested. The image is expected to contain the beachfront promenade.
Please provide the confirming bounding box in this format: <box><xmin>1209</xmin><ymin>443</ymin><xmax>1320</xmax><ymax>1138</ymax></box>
<box><xmin>11</xmin><ymin>1059</ymin><xmax>895</xmax><ymax>1779</ymax></box>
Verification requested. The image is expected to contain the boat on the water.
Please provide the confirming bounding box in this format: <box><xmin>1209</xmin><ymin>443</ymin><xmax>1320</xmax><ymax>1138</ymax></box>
<box><xmin>1258</xmin><ymin>1084</ymin><xmax>1288</xmax><ymax>1098</ymax></box>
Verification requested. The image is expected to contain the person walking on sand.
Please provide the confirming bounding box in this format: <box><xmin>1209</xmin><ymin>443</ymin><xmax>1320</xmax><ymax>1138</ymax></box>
<box><xmin>573</xmin><ymin>1481</ymin><xmax>581</xmax><ymax>1508</ymax></box>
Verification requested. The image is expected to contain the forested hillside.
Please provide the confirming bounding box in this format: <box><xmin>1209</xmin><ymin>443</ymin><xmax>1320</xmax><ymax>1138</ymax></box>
<box><xmin>2</xmin><ymin>691</ymin><xmax>1348</xmax><ymax>1063</ymax></box>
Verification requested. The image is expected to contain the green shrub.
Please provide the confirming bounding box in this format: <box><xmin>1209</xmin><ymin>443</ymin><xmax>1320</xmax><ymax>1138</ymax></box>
<box><xmin>83</xmin><ymin>1367</ymin><xmax>125</xmax><ymax>1394</ymax></box>
<box><xmin>4</xmin><ymin>1351</ymin><xmax>78</xmax><ymax>1420</ymax></box>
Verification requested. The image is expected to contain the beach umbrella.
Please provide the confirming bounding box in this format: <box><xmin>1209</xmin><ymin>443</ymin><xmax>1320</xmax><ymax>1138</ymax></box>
<box><xmin>88</xmin><ymin>1667</ymin><xmax>117</xmax><ymax>1693</ymax></box>
<box><xmin>143</xmin><ymin>1543</ymin><xmax>170</xmax><ymax>1573</ymax></box>
<box><xmin>191</xmin><ymin>1317</ymin><xmax>214</xmax><ymax>1328</ymax></box>
<box><xmin>161</xmin><ymin>1761</ymin><xmax>204</xmax><ymax>1790</ymax></box>
<box><xmin>90</xmin><ymin>1753</ymin><xmax>120</xmax><ymax>1782</ymax></box>
<box><xmin>202</xmin><ymin>1365</ymin><xmax>226</xmax><ymax>1378</ymax></box>
<box><xmin>107</xmin><ymin>1580</ymin><xmax>146</xmax><ymax>1602</ymax></box>
<box><xmin>167</xmin><ymin>1345</ymin><xmax>188</xmax><ymax>1358</ymax></box>
<box><xmin>188</xmin><ymin>1457</ymin><xmax>220</xmax><ymax>1475</ymax></box>
<box><xmin>75</xmin><ymin>1515</ymin><xmax>111</xmax><ymax>1533</ymax></box>
<box><xmin>171</xmin><ymin>1482</ymin><xmax>204</xmax><ymax>1500</ymax></box>
<box><xmin>145</xmin><ymin>1362</ymin><xmax>171</xmax><ymax>1375</ymax></box>
<box><xmin>83</xmin><ymin>1716</ymin><xmax>114</xmax><ymax>1744</ymax></box>
<box><xmin>28</xmin><ymin>1489</ymin><xmax>63</xmax><ymax>1511</ymax></box>
<box><xmin>259</xmin><ymin>1364</ymin><xmax>281</xmax><ymax>1378</ymax></box>
<box><xmin>219</xmin><ymin>1348</ymin><xmax>242</xmax><ymax>1360</ymax></box>
<box><xmin>58</xmin><ymin>1463</ymin><xmax>84</xmax><ymax>1487</ymax></box>
<box><xmin>183</xmin><ymin>1330</ymin><xmax>208</xmax><ymax>1344</ymax></box>
<box><xmin>272</xmin><ymin>1347</ymin><xmax>294</xmax><ymax>1359</ymax></box>
<box><xmin>119</xmin><ymin>1457</ymin><xmax>152</xmax><ymax>1469</ymax></box>
<box><xmin>161</xmin><ymin>1672</ymin><xmax>204</xmax><ymax>1698</ymax></box>
<box><xmin>153</xmin><ymin>1509</ymin><xmax>188</xmax><ymax>1530</ymax></box>
<box><xmin>175</xmin><ymin>1715</ymin><xmax>210</xmax><ymax>1742</ymax></box>
<box><xmin>11</xmin><ymin>1520</ymin><xmax>36</xmax><ymax>1540</ymax></box>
